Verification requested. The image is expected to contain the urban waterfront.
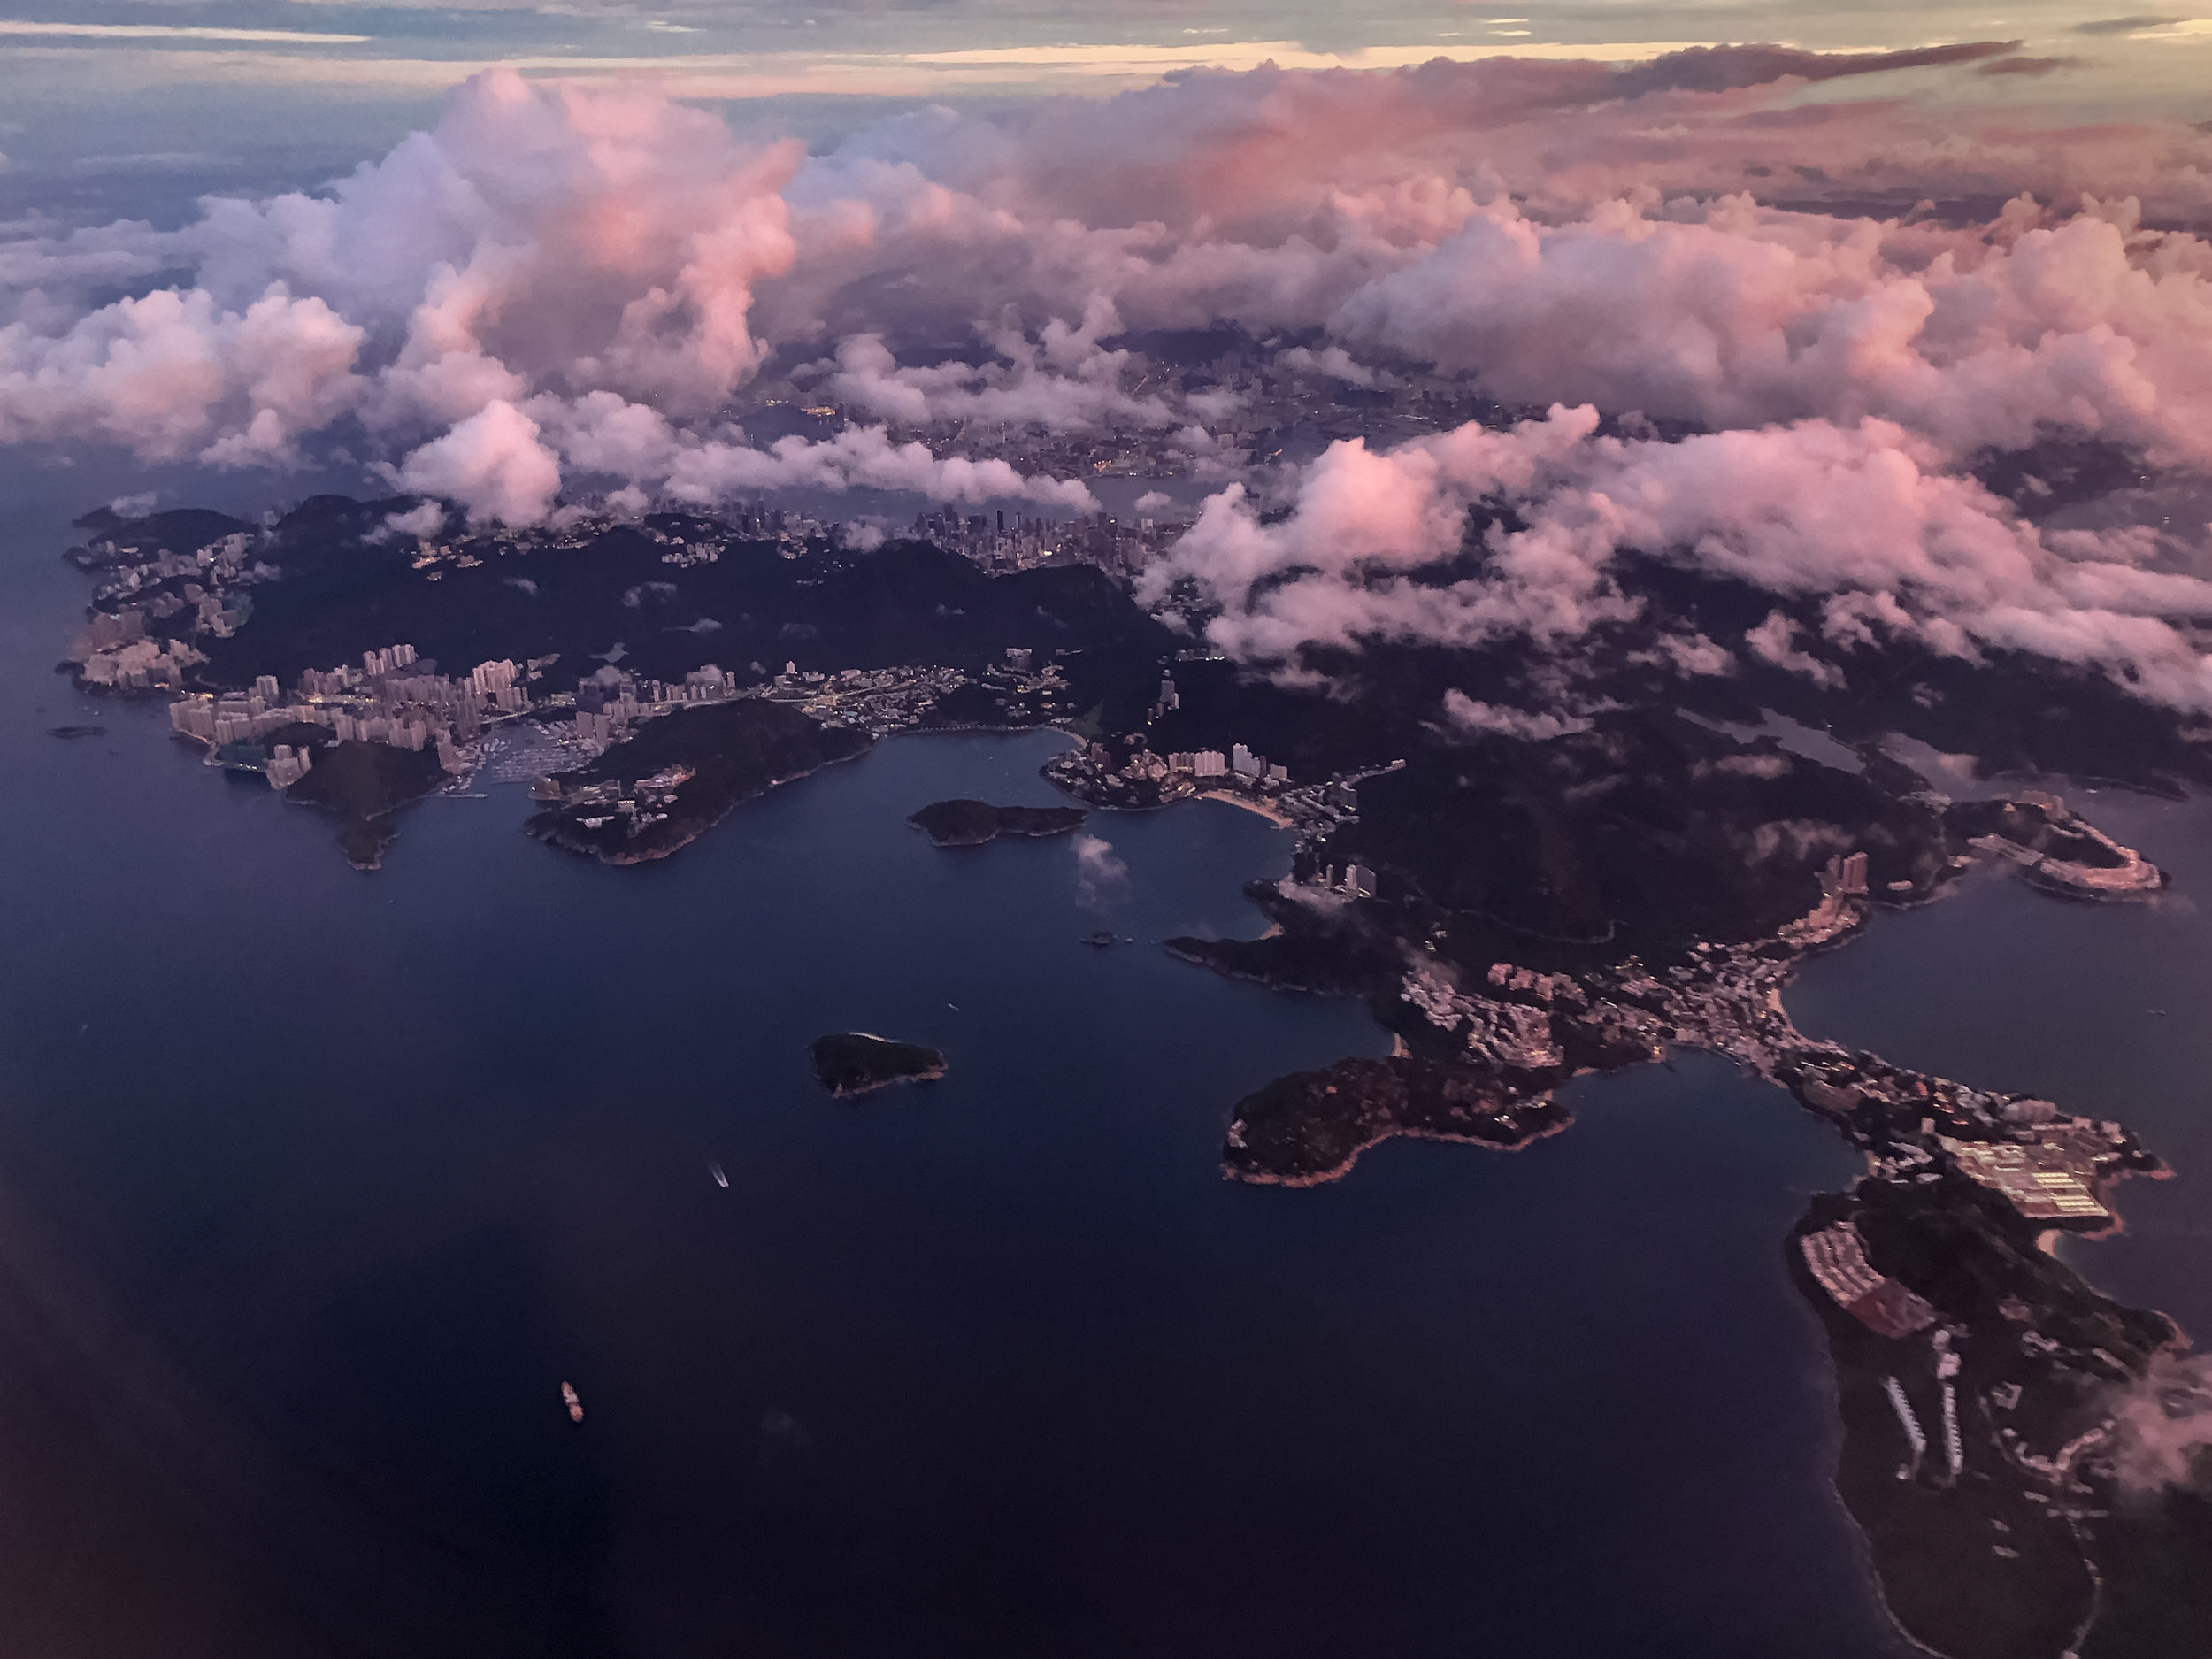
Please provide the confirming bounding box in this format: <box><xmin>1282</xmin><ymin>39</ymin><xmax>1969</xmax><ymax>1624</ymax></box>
<box><xmin>0</xmin><ymin>468</ymin><xmax>2059</xmax><ymax>1659</ymax></box>
<box><xmin>1788</xmin><ymin>787</ymin><xmax>2212</xmax><ymax>1363</ymax></box>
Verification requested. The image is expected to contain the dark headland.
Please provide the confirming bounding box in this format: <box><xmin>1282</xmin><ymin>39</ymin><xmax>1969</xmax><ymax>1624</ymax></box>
<box><xmin>528</xmin><ymin>699</ymin><xmax>872</xmax><ymax>865</ymax></box>
<box><xmin>811</xmin><ymin>1033</ymin><xmax>949</xmax><ymax>1098</ymax></box>
<box><xmin>285</xmin><ymin>738</ymin><xmax>449</xmax><ymax>870</ymax></box>
<box><xmin>907</xmin><ymin>798</ymin><xmax>1086</xmax><ymax>848</ymax></box>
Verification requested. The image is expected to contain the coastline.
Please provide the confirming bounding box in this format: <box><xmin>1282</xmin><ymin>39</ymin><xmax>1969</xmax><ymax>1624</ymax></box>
<box><xmin>532</xmin><ymin>741</ymin><xmax>872</xmax><ymax>866</ymax></box>
<box><xmin>1225</xmin><ymin>1110</ymin><xmax>1576</xmax><ymax>1187</ymax></box>
<box><xmin>1193</xmin><ymin>788</ymin><xmax>1295</xmax><ymax>829</ymax></box>
<box><xmin>825</xmin><ymin>1062</ymin><xmax>949</xmax><ymax>1100</ymax></box>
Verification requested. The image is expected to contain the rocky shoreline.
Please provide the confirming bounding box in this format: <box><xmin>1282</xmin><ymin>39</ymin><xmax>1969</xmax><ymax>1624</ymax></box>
<box><xmin>526</xmin><ymin>699</ymin><xmax>873</xmax><ymax>866</ymax></box>
<box><xmin>811</xmin><ymin>1033</ymin><xmax>949</xmax><ymax>1098</ymax></box>
<box><xmin>1177</xmin><ymin>792</ymin><xmax>2204</xmax><ymax>1659</ymax></box>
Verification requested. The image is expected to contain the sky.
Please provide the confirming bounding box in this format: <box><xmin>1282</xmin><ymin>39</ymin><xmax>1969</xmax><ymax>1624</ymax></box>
<box><xmin>2</xmin><ymin>2</ymin><xmax>2209</xmax><ymax>213</ymax></box>
<box><xmin>4</xmin><ymin>4</ymin><xmax>2212</xmax><ymax>715</ymax></box>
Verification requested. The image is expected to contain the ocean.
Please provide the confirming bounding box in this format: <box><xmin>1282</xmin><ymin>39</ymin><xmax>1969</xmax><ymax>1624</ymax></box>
<box><xmin>0</xmin><ymin>459</ymin><xmax>2084</xmax><ymax>1659</ymax></box>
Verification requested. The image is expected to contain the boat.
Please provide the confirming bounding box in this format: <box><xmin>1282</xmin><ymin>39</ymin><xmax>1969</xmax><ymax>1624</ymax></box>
<box><xmin>561</xmin><ymin>1381</ymin><xmax>583</xmax><ymax>1422</ymax></box>
<box><xmin>710</xmin><ymin>1161</ymin><xmax>728</xmax><ymax>1188</ymax></box>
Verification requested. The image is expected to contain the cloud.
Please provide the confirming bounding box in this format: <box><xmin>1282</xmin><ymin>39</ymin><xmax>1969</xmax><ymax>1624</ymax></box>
<box><xmin>0</xmin><ymin>283</ymin><xmax>362</xmax><ymax>465</ymax></box>
<box><xmin>1072</xmin><ymin>833</ymin><xmax>1130</xmax><ymax>912</ymax></box>
<box><xmin>2</xmin><ymin>43</ymin><xmax>2211</xmax><ymax>586</ymax></box>
<box><xmin>1746</xmin><ymin>611</ymin><xmax>1847</xmax><ymax>689</ymax></box>
<box><xmin>394</xmin><ymin>400</ymin><xmax>561</xmax><ymax>525</ymax></box>
<box><xmin>0</xmin><ymin>21</ymin><xmax>372</xmax><ymax>44</ymax></box>
<box><xmin>1976</xmin><ymin>56</ymin><xmax>2078</xmax><ymax>76</ymax></box>
<box><xmin>2071</xmin><ymin>16</ymin><xmax>2195</xmax><ymax>35</ymax></box>
<box><xmin>2107</xmin><ymin>1353</ymin><xmax>2212</xmax><ymax>1494</ymax></box>
<box><xmin>373</xmin><ymin>499</ymin><xmax>445</xmax><ymax>541</ymax></box>
<box><xmin>1145</xmin><ymin>408</ymin><xmax>2212</xmax><ymax>710</ymax></box>
<box><xmin>1333</xmin><ymin>197</ymin><xmax>2212</xmax><ymax>470</ymax></box>
<box><xmin>1440</xmin><ymin>690</ymin><xmax>1594</xmax><ymax>741</ymax></box>
<box><xmin>1607</xmin><ymin>41</ymin><xmax>2023</xmax><ymax>96</ymax></box>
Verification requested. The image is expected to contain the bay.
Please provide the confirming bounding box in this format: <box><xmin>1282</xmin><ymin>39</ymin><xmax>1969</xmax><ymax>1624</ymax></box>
<box><xmin>0</xmin><ymin>466</ymin><xmax>1905</xmax><ymax>1658</ymax></box>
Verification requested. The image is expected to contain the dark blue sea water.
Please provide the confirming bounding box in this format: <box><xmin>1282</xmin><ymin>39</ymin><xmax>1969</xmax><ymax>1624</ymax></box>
<box><xmin>0</xmin><ymin>465</ymin><xmax>1955</xmax><ymax>1658</ymax></box>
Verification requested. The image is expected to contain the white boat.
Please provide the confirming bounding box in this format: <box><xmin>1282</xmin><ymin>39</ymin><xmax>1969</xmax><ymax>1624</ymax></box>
<box><xmin>710</xmin><ymin>1162</ymin><xmax>728</xmax><ymax>1188</ymax></box>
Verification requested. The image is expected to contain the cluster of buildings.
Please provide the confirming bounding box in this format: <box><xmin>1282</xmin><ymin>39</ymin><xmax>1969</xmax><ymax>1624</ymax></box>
<box><xmin>1800</xmin><ymin>1220</ymin><xmax>1939</xmax><ymax>1339</ymax></box>
<box><xmin>167</xmin><ymin>642</ymin><xmax>536</xmax><ymax>785</ymax></box>
<box><xmin>1164</xmin><ymin>742</ymin><xmax>1294</xmax><ymax>786</ymax></box>
<box><xmin>1966</xmin><ymin>792</ymin><xmax>2163</xmax><ymax>900</ymax></box>
<box><xmin>533</xmin><ymin>764</ymin><xmax>695</xmax><ymax>839</ymax></box>
<box><xmin>569</xmin><ymin>664</ymin><xmax>751</xmax><ymax>745</ymax></box>
<box><xmin>73</xmin><ymin>620</ymin><xmax>205</xmax><ymax>691</ymax></box>
<box><xmin>1400</xmin><ymin>968</ymin><xmax>1565</xmax><ymax>1071</ymax></box>
<box><xmin>65</xmin><ymin>526</ymin><xmax>279</xmax><ymax>676</ymax></box>
<box><xmin>904</xmin><ymin>505</ymin><xmax>1179</xmax><ymax>578</ymax></box>
<box><xmin>763</xmin><ymin>662</ymin><xmax>971</xmax><ymax>736</ymax></box>
<box><xmin>1778</xmin><ymin>851</ymin><xmax>1871</xmax><ymax>949</ymax></box>
<box><xmin>1378</xmin><ymin>847</ymin><xmax>2147</xmax><ymax>1244</ymax></box>
<box><xmin>1059</xmin><ymin>735</ymin><xmax>1297</xmax><ymax>794</ymax></box>
<box><xmin>1937</xmin><ymin>1136</ymin><xmax>2111</xmax><ymax>1223</ymax></box>
<box><xmin>1310</xmin><ymin>864</ymin><xmax>1378</xmax><ymax>899</ymax></box>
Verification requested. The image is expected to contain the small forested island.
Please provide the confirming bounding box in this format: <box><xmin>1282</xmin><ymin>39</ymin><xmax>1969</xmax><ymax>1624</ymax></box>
<box><xmin>526</xmin><ymin>699</ymin><xmax>871</xmax><ymax>865</ymax></box>
<box><xmin>811</xmin><ymin>1033</ymin><xmax>949</xmax><ymax>1098</ymax></box>
<box><xmin>907</xmin><ymin>798</ymin><xmax>1087</xmax><ymax>847</ymax></box>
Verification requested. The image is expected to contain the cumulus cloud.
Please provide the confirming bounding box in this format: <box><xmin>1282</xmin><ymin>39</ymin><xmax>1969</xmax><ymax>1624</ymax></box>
<box><xmin>1072</xmin><ymin>833</ymin><xmax>1130</xmax><ymax>912</ymax></box>
<box><xmin>1333</xmin><ymin>196</ymin><xmax>2212</xmax><ymax>469</ymax></box>
<box><xmin>1440</xmin><ymin>690</ymin><xmax>1594</xmax><ymax>741</ymax></box>
<box><xmin>2107</xmin><ymin>1353</ymin><xmax>2212</xmax><ymax>1495</ymax></box>
<box><xmin>1145</xmin><ymin>408</ymin><xmax>2212</xmax><ymax>710</ymax></box>
<box><xmin>395</xmin><ymin>400</ymin><xmax>562</xmax><ymax>526</ymax></box>
<box><xmin>1</xmin><ymin>284</ymin><xmax>361</xmax><ymax>465</ymax></box>
<box><xmin>1746</xmin><ymin>611</ymin><xmax>1847</xmax><ymax>688</ymax></box>
<box><xmin>0</xmin><ymin>37</ymin><xmax>2208</xmax><ymax>710</ymax></box>
<box><xmin>366</xmin><ymin>499</ymin><xmax>447</xmax><ymax>544</ymax></box>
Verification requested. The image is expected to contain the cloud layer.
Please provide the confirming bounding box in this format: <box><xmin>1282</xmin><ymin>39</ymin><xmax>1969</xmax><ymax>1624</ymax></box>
<box><xmin>4</xmin><ymin>48</ymin><xmax>2212</xmax><ymax>708</ymax></box>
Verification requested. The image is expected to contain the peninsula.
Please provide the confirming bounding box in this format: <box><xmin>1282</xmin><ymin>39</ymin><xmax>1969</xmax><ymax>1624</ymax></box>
<box><xmin>526</xmin><ymin>698</ymin><xmax>871</xmax><ymax>865</ymax></box>
<box><xmin>285</xmin><ymin>737</ymin><xmax>449</xmax><ymax>869</ymax></box>
<box><xmin>1166</xmin><ymin>731</ymin><xmax>2206</xmax><ymax>1657</ymax></box>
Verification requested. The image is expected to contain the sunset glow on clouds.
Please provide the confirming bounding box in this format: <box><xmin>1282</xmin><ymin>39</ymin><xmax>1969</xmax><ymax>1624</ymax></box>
<box><xmin>4</xmin><ymin>24</ymin><xmax>2212</xmax><ymax>707</ymax></box>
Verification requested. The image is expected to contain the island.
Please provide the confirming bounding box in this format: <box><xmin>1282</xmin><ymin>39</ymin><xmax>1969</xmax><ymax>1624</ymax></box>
<box><xmin>526</xmin><ymin>698</ymin><xmax>872</xmax><ymax>865</ymax></box>
<box><xmin>811</xmin><ymin>1033</ymin><xmax>949</xmax><ymax>1098</ymax></box>
<box><xmin>907</xmin><ymin>798</ymin><xmax>1087</xmax><ymax>848</ymax></box>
